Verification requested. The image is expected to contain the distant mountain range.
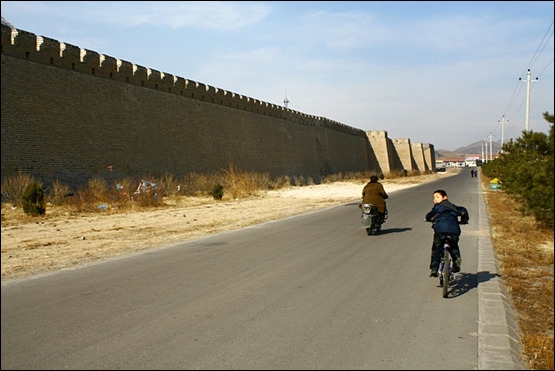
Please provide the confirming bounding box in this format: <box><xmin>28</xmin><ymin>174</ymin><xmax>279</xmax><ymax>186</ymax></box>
<box><xmin>435</xmin><ymin>140</ymin><xmax>501</xmax><ymax>158</ymax></box>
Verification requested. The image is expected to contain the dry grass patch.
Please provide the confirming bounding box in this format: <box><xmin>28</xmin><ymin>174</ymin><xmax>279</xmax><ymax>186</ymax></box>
<box><xmin>481</xmin><ymin>172</ymin><xmax>554</xmax><ymax>370</ymax></box>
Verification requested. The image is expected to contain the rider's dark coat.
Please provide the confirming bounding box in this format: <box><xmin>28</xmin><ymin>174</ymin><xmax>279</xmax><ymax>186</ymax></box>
<box><xmin>425</xmin><ymin>200</ymin><xmax>466</xmax><ymax>235</ymax></box>
<box><xmin>361</xmin><ymin>181</ymin><xmax>388</xmax><ymax>213</ymax></box>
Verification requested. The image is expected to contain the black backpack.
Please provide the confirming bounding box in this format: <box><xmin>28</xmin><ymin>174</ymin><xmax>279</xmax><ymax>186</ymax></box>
<box><xmin>456</xmin><ymin>205</ymin><xmax>469</xmax><ymax>224</ymax></box>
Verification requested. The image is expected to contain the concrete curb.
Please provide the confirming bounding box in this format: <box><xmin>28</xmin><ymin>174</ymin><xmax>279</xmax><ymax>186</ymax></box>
<box><xmin>478</xmin><ymin>180</ymin><xmax>525</xmax><ymax>370</ymax></box>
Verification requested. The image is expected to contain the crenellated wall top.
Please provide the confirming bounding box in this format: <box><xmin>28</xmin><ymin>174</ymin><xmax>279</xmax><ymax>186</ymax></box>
<box><xmin>365</xmin><ymin>130</ymin><xmax>388</xmax><ymax>139</ymax></box>
<box><xmin>1</xmin><ymin>24</ymin><xmax>368</xmax><ymax>138</ymax></box>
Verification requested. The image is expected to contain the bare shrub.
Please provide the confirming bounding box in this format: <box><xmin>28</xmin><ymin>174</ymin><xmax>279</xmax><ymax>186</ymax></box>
<box><xmin>385</xmin><ymin>171</ymin><xmax>399</xmax><ymax>179</ymax></box>
<box><xmin>133</xmin><ymin>189</ymin><xmax>162</xmax><ymax>207</ymax></box>
<box><xmin>130</xmin><ymin>177</ymin><xmax>163</xmax><ymax>208</ymax></box>
<box><xmin>247</xmin><ymin>171</ymin><xmax>272</xmax><ymax>190</ymax></box>
<box><xmin>270</xmin><ymin>175</ymin><xmax>291</xmax><ymax>189</ymax></box>
<box><xmin>293</xmin><ymin>175</ymin><xmax>306</xmax><ymax>187</ymax></box>
<box><xmin>180</xmin><ymin>172</ymin><xmax>216</xmax><ymax>196</ymax></box>
<box><xmin>323</xmin><ymin>172</ymin><xmax>343</xmax><ymax>183</ymax></box>
<box><xmin>87</xmin><ymin>177</ymin><xmax>108</xmax><ymax>203</ymax></box>
<box><xmin>159</xmin><ymin>172</ymin><xmax>180</xmax><ymax>198</ymax></box>
<box><xmin>1</xmin><ymin>173</ymin><xmax>35</xmax><ymax>207</ymax></box>
<box><xmin>323</xmin><ymin>171</ymin><xmax>375</xmax><ymax>184</ymax></box>
<box><xmin>48</xmin><ymin>179</ymin><xmax>70</xmax><ymax>206</ymax></box>
<box><xmin>72</xmin><ymin>186</ymin><xmax>95</xmax><ymax>213</ymax></box>
<box><xmin>221</xmin><ymin>160</ymin><xmax>240</xmax><ymax>198</ymax></box>
<box><xmin>238</xmin><ymin>171</ymin><xmax>262</xmax><ymax>196</ymax></box>
<box><xmin>113</xmin><ymin>177</ymin><xmax>134</xmax><ymax>206</ymax></box>
<box><xmin>339</xmin><ymin>171</ymin><xmax>355</xmax><ymax>181</ymax></box>
<box><xmin>220</xmin><ymin>160</ymin><xmax>253</xmax><ymax>199</ymax></box>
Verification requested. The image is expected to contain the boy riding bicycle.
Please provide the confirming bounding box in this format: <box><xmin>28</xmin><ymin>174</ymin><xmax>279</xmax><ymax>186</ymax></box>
<box><xmin>425</xmin><ymin>190</ymin><xmax>468</xmax><ymax>277</ymax></box>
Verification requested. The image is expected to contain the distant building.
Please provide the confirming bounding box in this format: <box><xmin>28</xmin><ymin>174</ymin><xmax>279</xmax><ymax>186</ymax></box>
<box><xmin>437</xmin><ymin>157</ymin><xmax>467</xmax><ymax>168</ymax></box>
<box><xmin>465</xmin><ymin>154</ymin><xmax>481</xmax><ymax>167</ymax></box>
<box><xmin>436</xmin><ymin>154</ymin><xmax>483</xmax><ymax>168</ymax></box>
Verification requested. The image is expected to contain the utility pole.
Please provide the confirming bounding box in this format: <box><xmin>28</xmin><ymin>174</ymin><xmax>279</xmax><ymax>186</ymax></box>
<box><xmin>519</xmin><ymin>69</ymin><xmax>538</xmax><ymax>132</ymax></box>
<box><xmin>498</xmin><ymin>115</ymin><xmax>508</xmax><ymax>153</ymax></box>
<box><xmin>484</xmin><ymin>141</ymin><xmax>488</xmax><ymax>163</ymax></box>
<box><xmin>481</xmin><ymin>142</ymin><xmax>484</xmax><ymax>161</ymax></box>
<box><xmin>488</xmin><ymin>133</ymin><xmax>494</xmax><ymax>162</ymax></box>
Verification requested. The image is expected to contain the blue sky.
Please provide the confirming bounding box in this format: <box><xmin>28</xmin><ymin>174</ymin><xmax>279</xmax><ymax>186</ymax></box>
<box><xmin>2</xmin><ymin>1</ymin><xmax>554</xmax><ymax>151</ymax></box>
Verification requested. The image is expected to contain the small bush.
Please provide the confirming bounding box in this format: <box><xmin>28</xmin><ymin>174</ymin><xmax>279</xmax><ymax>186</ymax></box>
<box><xmin>88</xmin><ymin>177</ymin><xmax>108</xmax><ymax>202</ymax></box>
<box><xmin>293</xmin><ymin>175</ymin><xmax>306</xmax><ymax>186</ymax></box>
<box><xmin>180</xmin><ymin>172</ymin><xmax>217</xmax><ymax>196</ymax></box>
<box><xmin>272</xmin><ymin>175</ymin><xmax>291</xmax><ymax>188</ymax></box>
<box><xmin>221</xmin><ymin>160</ymin><xmax>267</xmax><ymax>198</ymax></box>
<box><xmin>1</xmin><ymin>173</ymin><xmax>34</xmax><ymax>207</ymax></box>
<box><xmin>160</xmin><ymin>172</ymin><xmax>180</xmax><ymax>198</ymax></box>
<box><xmin>21</xmin><ymin>181</ymin><xmax>46</xmax><ymax>216</ymax></box>
<box><xmin>212</xmin><ymin>183</ymin><xmax>224</xmax><ymax>200</ymax></box>
<box><xmin>132</xmin><ymin>179</ymin><xmax>161</xmax><ymax>208</ymax></box>
<box><xmin>48</xmin><ymin>179</ymin><xmax>70</xmax><ymax>206</ymax></box>
<box><xmin>69</xmin><ymin>186</ymin><xmax>94</xmax><ymax>213</ymax></box>
<box><xmin>111</xmin><ymin>178</ymin><xmax>134</xmax><ymax>209</ymax></box>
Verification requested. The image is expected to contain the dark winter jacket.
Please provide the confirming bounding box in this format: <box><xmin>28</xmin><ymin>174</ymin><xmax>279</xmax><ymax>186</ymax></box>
<box><xmin>362</xmin><ymin>181</ymin><xmax>388</xmax><ymax>213</ymax></box>
<box><xmin>425</xmin><ymin>200</ymin><xmax>467</xmax><ymax>235</ymax></box>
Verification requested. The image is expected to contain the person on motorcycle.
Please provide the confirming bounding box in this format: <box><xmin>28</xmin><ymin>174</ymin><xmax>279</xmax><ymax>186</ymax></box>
<box><xmin>361</xmin><ymin>175</ymin><xmax>388</xmax><ymax>223</ymax></box>
<box><xmin>425</xmin><ymin>189</ymin><xmax>467</xmax><ymax>277</ymax></box>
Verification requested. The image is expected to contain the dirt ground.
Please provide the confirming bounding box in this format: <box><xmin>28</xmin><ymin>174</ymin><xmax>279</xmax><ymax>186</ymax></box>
<box><xmin>1</xmin><ymin>170</ymin><xmax>459</xmax><ymax>281</ymax></box>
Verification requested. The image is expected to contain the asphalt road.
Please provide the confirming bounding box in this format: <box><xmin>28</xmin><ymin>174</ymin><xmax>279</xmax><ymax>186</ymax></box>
<box><xmin>1</xmin><ymin>170</ymin><xmax>482</xmax><ymax>369</ymax></box>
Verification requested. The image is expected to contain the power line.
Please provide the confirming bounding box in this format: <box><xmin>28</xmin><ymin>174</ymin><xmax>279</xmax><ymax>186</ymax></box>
<box><xmin>507</xmin><ymin>97</ymin><xmax>527</xmax><ymax>122</ymax></box>
<box><xmin>521</xmin><ymin>19</ymin><xmax>554</xmax><ymax>76</ymax></box>
<box><xmin>506</xmin><ymin>57</ymin><xmax>551</xmax><ymax>121</ymax></box>
<box><xmin>537</xmin><ymin>57</ymin><xmax>554</xmax><ymax>78</ymax></box>
<box><xmin>502</xmin><ymin>20</ymin><xmax>554</xmax><ymax>128</ymax></box>
<box><xmin>481</xmin><ymin>20</ymin><xmax>552</xmax><ymax>146</ymax></box>
<box><xmin>503</xmin><ymin>19</ymin><xmax>554</xmax><ymax>119</ymax></box>
<box><xmin>503</xmin><ymin>79</ymin><xmax>525</xmax><ymax>117</ymax></box>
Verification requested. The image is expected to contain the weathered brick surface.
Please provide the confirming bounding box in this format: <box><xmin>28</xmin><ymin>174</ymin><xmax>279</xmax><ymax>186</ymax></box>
<box><xmin>391</xmin><ymin>138</ymin><xmax>413</xmax><ymax>173</ymax></box>
<box><xmin>0</xmin><ymin>55</ymin><xmax>371</xmax><ymax>187</ymax></box>
<box><xmin>1</xmin><ymin>24</ymin><xmax>435</xmax><ymax>188</ymax></box>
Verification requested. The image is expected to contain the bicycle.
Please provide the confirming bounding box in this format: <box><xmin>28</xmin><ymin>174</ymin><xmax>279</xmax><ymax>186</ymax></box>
<box><xmin>438</xmin><ymin>236</ymin><xmax>454</xmax><ymax>298</ymax></box>
<box><xmin>425</xmin><ymin>213</ymin><xmax>467</xmax><ymax>298</ymax></box>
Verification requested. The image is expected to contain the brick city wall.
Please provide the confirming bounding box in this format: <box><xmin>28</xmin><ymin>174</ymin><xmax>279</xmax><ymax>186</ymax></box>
<box><xmin>365</xmin><ymin>131</ymin><xmax>391</xmax><ymax>174</ymax></box>
<box><xmin>1</xmin><ymin>24</ymin><xmax>435</xmax><ymax>188</ymax></box>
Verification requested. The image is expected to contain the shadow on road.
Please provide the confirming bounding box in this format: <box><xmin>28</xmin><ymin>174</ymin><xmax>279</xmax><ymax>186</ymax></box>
<box><xmin>374</xmin><ymin>227</ymin><xmax>412</xmax><ymax>234</ymax></box>
<box><xmin>440</xmin><ymin>271</ymin><xmax>500</xmax><ymax>298</ymax></box>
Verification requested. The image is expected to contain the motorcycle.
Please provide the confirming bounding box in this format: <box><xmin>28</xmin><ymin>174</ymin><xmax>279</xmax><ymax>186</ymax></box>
<box><xmin>361</xmin><ymin>203</ymin><xmax>386</xmax><ymax>235</ymax></box>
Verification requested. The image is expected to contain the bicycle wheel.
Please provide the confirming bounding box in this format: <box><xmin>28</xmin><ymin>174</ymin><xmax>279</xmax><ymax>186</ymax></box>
<box><xmin>442</xmin><ymin>249</ymin><xmax>451</xmax><ymax>298</ymax></box>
